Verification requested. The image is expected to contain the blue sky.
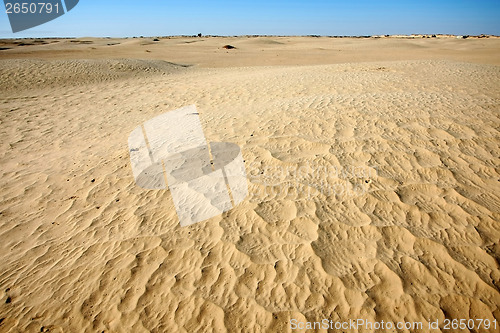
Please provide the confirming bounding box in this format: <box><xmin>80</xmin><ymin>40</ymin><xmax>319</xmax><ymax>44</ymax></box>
<box><xmin>1</xmin><ymin>0</ymin><xmax>499</xmax><ymax>38</ymax></box>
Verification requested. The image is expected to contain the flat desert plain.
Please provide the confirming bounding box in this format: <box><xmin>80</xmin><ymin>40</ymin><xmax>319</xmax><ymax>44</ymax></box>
<box><xmin>0</xmin><ymin>36</ymin><xmax>499</xmax><ymax>332</ymax></box>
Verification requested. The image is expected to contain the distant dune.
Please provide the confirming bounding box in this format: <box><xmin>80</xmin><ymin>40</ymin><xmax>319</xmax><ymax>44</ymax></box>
<box><xmin>1</xmin><ymin>35</ymin><xmax>500</xmax><ymax>67</ymax></box>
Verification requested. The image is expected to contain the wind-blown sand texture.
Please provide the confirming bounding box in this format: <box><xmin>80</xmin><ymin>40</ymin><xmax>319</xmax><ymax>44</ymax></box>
<box><xmin>0</xmin><ymin>36</ymin><xmax>499</xmax><ymax>332</ymax></box>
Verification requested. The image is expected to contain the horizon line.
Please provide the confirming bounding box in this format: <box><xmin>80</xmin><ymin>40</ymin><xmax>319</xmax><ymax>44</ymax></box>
<box><xmin>1</xmin><ymin>33</ymin><xmax>499</xmax><ymax>40</ymax></box>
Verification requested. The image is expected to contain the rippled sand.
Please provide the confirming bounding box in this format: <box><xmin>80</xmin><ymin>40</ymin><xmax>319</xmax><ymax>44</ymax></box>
<box><xmin>0</xmin><ymin>36</ymin><xmax>499</xmax><ymax>332</ymax></box>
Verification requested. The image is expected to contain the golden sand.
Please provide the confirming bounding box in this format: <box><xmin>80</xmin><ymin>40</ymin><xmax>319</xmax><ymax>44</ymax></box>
<box><xmin>0</xmin><ymin>36</ymin><xmax>499</xmax><ymax>332</ymax></box>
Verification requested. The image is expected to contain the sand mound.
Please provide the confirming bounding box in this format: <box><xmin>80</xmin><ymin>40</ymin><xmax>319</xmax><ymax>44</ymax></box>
<box><xmin>244</xmin><ymin>38</ymin><xmax>285</xmax><ymax>45</ymax></box>
<box><xmin>0</xmin><ymin>59</ymin><xmax>189</xmax><ymax>92</ymax></box>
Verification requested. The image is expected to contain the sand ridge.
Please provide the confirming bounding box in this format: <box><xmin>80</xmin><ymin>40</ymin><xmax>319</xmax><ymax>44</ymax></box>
<box><xmin>1</xmin><ymin>35</ymin><xmax>500</xmax><ymax>66</ymax></box>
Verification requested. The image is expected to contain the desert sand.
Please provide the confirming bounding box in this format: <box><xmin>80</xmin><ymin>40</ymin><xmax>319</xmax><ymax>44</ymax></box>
<box><xmin>0</xmin><ymin>36</ymin><xmax>499</xmax><ymax>332</ymax></box>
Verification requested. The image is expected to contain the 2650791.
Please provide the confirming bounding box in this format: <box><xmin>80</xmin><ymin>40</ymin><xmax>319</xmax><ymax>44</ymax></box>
<box><xmin>443</xmin><ymin>319</ymin><xmax>497</xmax><ymax>330</ymax></box>
<box><xmin>5</xmin><ymin>2</ymin><xmax>60</xmax><ymax>14</ymax></box>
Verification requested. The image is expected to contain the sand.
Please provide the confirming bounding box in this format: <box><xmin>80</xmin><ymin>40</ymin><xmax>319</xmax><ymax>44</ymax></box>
<box><xmin>0</xmin><ymin>36</ymin><xmax>499</xmax><ymax>332</ymax></box>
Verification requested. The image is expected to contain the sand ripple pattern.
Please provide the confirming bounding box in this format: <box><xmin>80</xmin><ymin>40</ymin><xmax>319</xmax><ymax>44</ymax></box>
<box><xmin>0</xmin><ymin>59</ymin><xmax>499</xmax><ymax>332</ymax></box>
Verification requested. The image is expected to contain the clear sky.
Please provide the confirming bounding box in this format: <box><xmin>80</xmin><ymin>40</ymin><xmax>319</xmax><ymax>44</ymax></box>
<box><xmin>1</xmin><ymin>0</ymin><xmax>499</xmax><ymax>38</ymax></box>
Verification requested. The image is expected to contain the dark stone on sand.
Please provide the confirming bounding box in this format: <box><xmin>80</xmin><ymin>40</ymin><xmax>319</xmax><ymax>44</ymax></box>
<box><xmin>223</xmin><ymin>45</ymin><xmax>236</xmax><ymax>49</ymax></box>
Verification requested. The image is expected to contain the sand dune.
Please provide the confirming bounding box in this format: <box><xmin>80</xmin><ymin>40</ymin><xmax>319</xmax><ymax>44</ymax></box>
<box><xmin>0</xmin><ymin>37</ymin><xmax>499</xmax><ymax>332</ymax></box>
<box><xmin>0</xmin><ymin>59</ymin><xmax>188</xmax><ymax>92</ymax></box>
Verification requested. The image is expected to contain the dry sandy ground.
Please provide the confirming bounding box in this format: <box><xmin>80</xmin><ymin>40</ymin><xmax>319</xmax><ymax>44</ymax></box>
<box><xmin>0</xmin><ymin>37</ymin><xmax>499</xmax><ymax>332</ymax></box>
